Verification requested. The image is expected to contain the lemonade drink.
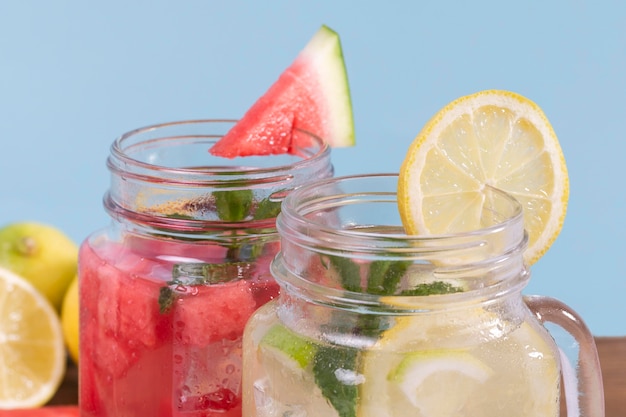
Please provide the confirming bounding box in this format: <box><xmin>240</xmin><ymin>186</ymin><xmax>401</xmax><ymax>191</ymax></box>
<box><xmin>244</xmin><ymin>303</ymin><xmax>561</xmax><ymax>417</ymax></box>
<box><xmin>79</xmin><ymin>120</ymin><xmax>333</xmax><ymax>417</ymax></box>
<box><xmin>241</xmin><ymin>174</ymin><xmax>602</xmax><ymax>417</ymax></box>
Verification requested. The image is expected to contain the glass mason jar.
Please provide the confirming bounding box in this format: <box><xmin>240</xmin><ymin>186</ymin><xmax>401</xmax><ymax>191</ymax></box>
<box><xmin>242</xmin><ymin>173</ymin><xmax>604</xmax><ymax>417</ymax></box>
<box><xmin>78</xmin><ymin>120</ymin><xmax>333</xmax><ymax>417</ymax></box>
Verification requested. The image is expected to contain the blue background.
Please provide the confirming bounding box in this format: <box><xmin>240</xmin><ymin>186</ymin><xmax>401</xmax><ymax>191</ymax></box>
<box><xmin>1</xmin><ymin>1</ymin><xmax>624</xmax><ymax>335</ymax></box>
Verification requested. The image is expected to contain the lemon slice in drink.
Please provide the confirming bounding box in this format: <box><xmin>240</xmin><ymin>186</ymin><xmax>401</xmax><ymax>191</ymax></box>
<box><xmin>359</xmin><ymin>344</ymin><xmax>492</xmax><ymax>417</ymax></box>
<box><xmin>389</xmin><ymin>350</ymin><xmax>492</xmax><ymax>417</ymax></box>
<box><xmin>0</xmin><ymin>266</ymin><xmax>66</xmax><ymax>408</ymax></box>
<box><xmin>398</xmin><ymin>90</ymin><xmax>569</xmax><ymax>265</ymax></box>
<box><xmin>358</xmin><ymin>309</ymin><xmax>483</xmax><ymax>417</ymax></box>
<box><xmin>358</xmin><ymin>314</ymin><xmax>560</xmax><ymax>417</ymax></box>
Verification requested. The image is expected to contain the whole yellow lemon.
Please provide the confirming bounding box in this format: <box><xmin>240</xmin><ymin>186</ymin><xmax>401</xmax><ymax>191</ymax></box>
<box><xmin>61</xmin><ymin>275</ymin><xmax>79</xmax><ymax>364</ymax></box>
<box><xmin>0</xmin><ymin>221</ymin><xmax>78</xmax><ymax>311</ymax></box>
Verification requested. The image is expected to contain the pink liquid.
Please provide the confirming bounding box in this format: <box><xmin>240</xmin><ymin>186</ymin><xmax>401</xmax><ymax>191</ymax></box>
<box><xmin>79</xmin><ymin>235</ymin><xmax>279</xmax><ymax>417</ymax></box>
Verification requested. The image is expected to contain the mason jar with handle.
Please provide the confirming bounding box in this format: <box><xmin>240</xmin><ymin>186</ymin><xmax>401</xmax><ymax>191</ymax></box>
<box><xmin>78</xmin><ymin>120</ymin><xmax>334</xmax><ymax>417</ymax></box>
<box><xmin>242</xmin><ymin>173</ymin><xmax>604</xmax><ymax>417</ymax></box>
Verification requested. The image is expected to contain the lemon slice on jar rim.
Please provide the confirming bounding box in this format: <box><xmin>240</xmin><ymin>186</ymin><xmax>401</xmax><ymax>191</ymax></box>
<box><xmin>398</xmin><ymin>89</ymin><xmax>569</xmax><ymax>265</ymax></box>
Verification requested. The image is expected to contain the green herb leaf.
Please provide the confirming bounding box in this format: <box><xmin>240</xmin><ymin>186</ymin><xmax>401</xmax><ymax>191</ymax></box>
<box><xmin>157</xmin><ymin>189</ymin><xmax>275</xmax><ymax>314</ymax></box>
<box><xmin>214</xmin><ymin>189</ymin><xmax>254</xmax><ymax>221</ymax></box>
<box><xmin>225</xmin><ymin>240</ymin><xmax>266</xmax><ymax>262</ymax></box>
<box><xmin>164</xmin><ymin>213</ymin><xmax>195</xmax><ymax>220</ymax></box>
<box><xmin>400</xmin><ymin>280</ymin><xmax>463</xmax><ymax>296</ymax></box>
<box><xmin>308</xmin><ymin>258</ymin><xmax>463</xmax><ymax>416</ymax></box>
<box><xmin>366</xmin><ymin>260</ymin><xmax>411</xmax><ymax>295</ymax></box>
<box><xmin>253</xmin><ymin>197</ymin><xmax>282</xmax><ymax>220</ymax></box>
<box><xmin>328</xmin><ymin>255</ymin><xmax>361</xmax><ymax>293</ymax></box>
<box><xmin>313</xmin><ymin>345</ymin><xmax>358</xmax><ymax>417</ymax></box>
<box><xmin>158</xmin><ymin>286</ymin><xmax>176</xmax><ymax>314</ymax></box>
<box><xmin>158</xmin><ymin>261</ymin><xmax>254</xmax><ymax>313</ymax></box>
<box><xmin>172</xmin><ymin>262</ymin><xmax>254</xmax><ymax>283</ymax></box>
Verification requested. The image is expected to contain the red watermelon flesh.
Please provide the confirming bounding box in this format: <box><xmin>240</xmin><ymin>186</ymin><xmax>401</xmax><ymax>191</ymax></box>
<box><xmin>173</xmin><ymin>280</ymin><xmax>257</xmax><ymax>346</ymax></box>
<box><xmin>209</xmin><ymin>25</ymin><xmax>354</xmax><ymax>158</ymax></box>
<box><xmin>0</xmin><ymin>407</ymin><xmax>80</xmax><ymax>417</ymax></box>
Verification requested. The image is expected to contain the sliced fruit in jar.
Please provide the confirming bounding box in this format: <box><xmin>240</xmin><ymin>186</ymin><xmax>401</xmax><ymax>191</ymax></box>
<box><xmin>387</xmin><ymin>350</ymin><xmax>491</xmax><ymax>417</ymax></box>
<box><xmin>261</xmin><ymin>324</ymin><xmax>317</xmax><ymax>368</ymax></box>
<box><xmin>0</xmin><ymin>266</ymin><xmax>66</xmax><ymax>408</ymax></box>
<box><xmin>253</xmin><ymin>324</ymin><xmax>339</xmax><ymax>417</ymax></box>
<box><xmin>360</xmin><ymin>347</ymin><xmax>488</xmax><ymax>417</ymax></box>
<box><xmin>398</xmin><ymin>90</ymin><xmax>569</xmax><ymax>265</ymax></box>
<box><xmin>173</xmin><ymin>280</ymin><xmax>258</xmax><ymax>346</ymax></box>
<box><xmin>210</xmin><ymin>25</ymin><xmax>355</xmax><ymax>158</ymax></box>
<box><xmin>359</xmin><ymin>311</ymin><xmax>561</xmax><ymax>417</ymax></box>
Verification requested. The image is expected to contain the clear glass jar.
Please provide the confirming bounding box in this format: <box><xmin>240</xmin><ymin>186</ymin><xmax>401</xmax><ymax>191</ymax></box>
<box><xmin>78</xmin><ymin>120</ymin><xmax>333</xmax><ymax>417</ymax></box>
<box><xmin>242</xmin><ymin>173</ymin><xmax>604</xmax><ymax>417</ymax></box>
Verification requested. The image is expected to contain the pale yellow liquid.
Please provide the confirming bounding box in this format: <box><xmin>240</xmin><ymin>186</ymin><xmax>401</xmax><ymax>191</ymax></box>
<box><xmin>242</xmin><ymin>302</ymin><xmax>561</xmax><ymax>417</ymax></box>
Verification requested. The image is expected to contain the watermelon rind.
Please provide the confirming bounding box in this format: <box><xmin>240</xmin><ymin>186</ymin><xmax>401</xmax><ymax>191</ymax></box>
<box><xmin>301</xmin><ymin>24</ymin><xmax>355</xmax><ymax>147</ymax></box>
<box><xmin>209</xmin><ymin>24</ymin><xmax>355</xmax><ymax>158</ymax></box>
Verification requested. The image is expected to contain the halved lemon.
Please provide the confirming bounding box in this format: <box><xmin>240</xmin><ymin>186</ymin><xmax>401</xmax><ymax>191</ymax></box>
<box><xmin>0</xmin><ymin>265</ymin><xmax>66</xmax><ymax>408</ymax></box>
<box><xmin>398</xmin><ymin>90</ymin><xmax>569</xmax><ymax>265</ymax></box>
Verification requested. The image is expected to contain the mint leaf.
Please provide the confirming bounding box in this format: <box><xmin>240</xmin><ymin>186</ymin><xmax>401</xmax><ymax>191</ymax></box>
<box><xmin>400</xmin><ymin>280</ymin><xmax>463</xmax><ymax>296</ymax></box>
<box><xmin>214</xmin><ymin>189</ymin><xmax>253</xmax><ymax>221</ymax></box>
<box><xmin>164</xmin><ymin>213</ymin><xmax>196</xmax><ymax>220</ymax></box>
<box><xmin>367</xmin><ymin>260</ymin><xmax>411</xmax><ymax>295</ymax></box>
<box><xmin>158</xmin><ymin>286</ymin><xmax>176</xmax><ymax>314</ymax></box>
<box><xmin>158</xmin><ymin>261</ymin><xmax>254</xmax><ymax>313</ymax></box>
<box><xmin>225</xmin><ymin>240</ymin><xmax>266</xmax><ymax>262</ymax></box>
<box><xmin>313</xmin><ymin>345</ymin><xmax>358</xmax><ymax>417</ymax></box>
<box><xmin>328</xmin><ymin>255</ymin><xmax>361</xmax><ymax>292</ymax></box>
<box><xmin>253</xmin><ymin>197</ymin><xmax>282</xmax><ymax>220</ymax></box>
<box><xmin>308</xmin><ymin>258</ymin><xmax>464</xmax><ymax>416</ymax></box>
<box><xmin>172</xmin><ymin>262</ymin><xmax>254</xmax><ymax>283</ymax></box>
<box><xmin>157</xmin><ymin>190</ymin><xmax>279</xmax><ymax>314</ymax></box>
<box><xmin>311</xmin><ymin>257</ymin><xmax>398</xmax><ymax>417</ymax></box>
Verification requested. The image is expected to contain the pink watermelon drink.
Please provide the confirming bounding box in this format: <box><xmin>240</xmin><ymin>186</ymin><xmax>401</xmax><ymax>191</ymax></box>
<box><xmin>79</xmin><ymin>234</ymin><xmax>279</xmax><ymax>417</ymax></box>
<box><xmin>79</xmin><ymin>25</ymin><xmax>354</xmax><ymax>417</ymax></box>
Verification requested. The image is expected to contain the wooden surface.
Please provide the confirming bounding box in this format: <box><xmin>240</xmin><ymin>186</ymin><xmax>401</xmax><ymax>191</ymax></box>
<box><xmin>594</xmin><ymin>337</ymin><xmax>626</xmax><ymax>417</ymax></box>
<box><xmin>49</xmin><ymin>337</ymin><xmax>626</xmax><ymax>416</ymax></box>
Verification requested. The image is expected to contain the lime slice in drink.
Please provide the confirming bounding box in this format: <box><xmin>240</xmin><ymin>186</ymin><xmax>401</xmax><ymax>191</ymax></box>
<box><xmin>254</xmin><ymin>324</ymin><xmax>339</xmax><ymax>417</ymax></box>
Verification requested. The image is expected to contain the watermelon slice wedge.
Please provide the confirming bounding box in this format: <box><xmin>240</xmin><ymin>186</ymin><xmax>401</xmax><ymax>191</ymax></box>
<box><xmin>209</xmin><ymin>25</ymin><xmax>355</xmax><ymax>158</ymax></box>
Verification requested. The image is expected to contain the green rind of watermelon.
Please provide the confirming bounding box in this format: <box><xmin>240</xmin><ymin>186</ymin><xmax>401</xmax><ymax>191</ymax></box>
<box><xmin>209</xmin><ymin>25</ymin><xmax>355</xmax><ymax>158</ymax></box>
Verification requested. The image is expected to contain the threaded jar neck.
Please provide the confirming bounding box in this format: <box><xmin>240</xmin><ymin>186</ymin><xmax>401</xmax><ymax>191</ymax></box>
<box><xmin>103</xmin><ymin>119</ymin><xmax>333</xmax><ymax>237</ymax></box>
<box><xmin>273</xmin><ymin>173</ymin><xmax>529</xmax><ymax>313</ymax></box>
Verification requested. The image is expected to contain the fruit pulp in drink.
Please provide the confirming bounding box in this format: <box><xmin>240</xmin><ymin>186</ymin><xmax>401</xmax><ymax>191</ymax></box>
<box><xmin>79</xmin><ymin>235</ymin><xmax>279</xmax><ymax>417</ymax></box>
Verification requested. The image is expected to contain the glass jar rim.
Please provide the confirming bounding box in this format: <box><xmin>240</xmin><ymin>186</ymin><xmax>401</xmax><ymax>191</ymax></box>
<box><xmin>273</xmin><ymin>173</ymin><xmax>529</xmax><ymax>310</ymax></box>
<box><xmin>103</xmin><ymin>119</ymin><xmax>334</xmax><ymax>234</ymax></box>
<box><xmin>277</xmin><ymin>173</ymin><xmax>526</xmax><ymax>254</ymax></box>
<box><xmin>108</xmin><ymin>119</ymin><xmax>332</xmax><ymax>186</ymax></box>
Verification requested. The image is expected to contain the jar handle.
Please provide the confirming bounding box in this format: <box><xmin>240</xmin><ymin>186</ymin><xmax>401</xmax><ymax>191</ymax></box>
<box><xmin>524</xmin><ymin>295</ymin><xmax>605</xmax><ymax>417</ymax></box>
